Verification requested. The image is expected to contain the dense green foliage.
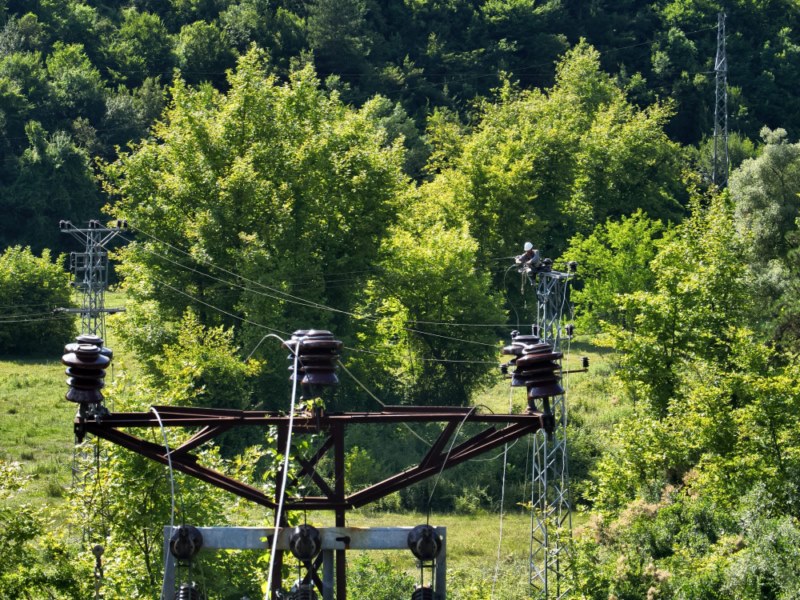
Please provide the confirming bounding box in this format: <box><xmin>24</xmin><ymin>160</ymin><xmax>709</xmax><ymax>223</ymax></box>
<box><xmin>0</xmin><ymin>0</ymin><xmax>798</xmax><ymax>253</ymax></box>
<box><xmin>566</xmin><ymin>183</ymin><xmax>800</xmax><ymax>599</ymax></box>
<box><xmin>0</xmin><ymin>245</ymin><xmax>75</xmax><ymax>354</ymax></box>
<box><xmin>0</xmin><ymin>459</ymin><xmax>87</xmax><ymax>598</ymax></box>
<box><xmin>3</xmin><ymin>1</ymin><xmax>800</xmax><ymax>598</ymax></box>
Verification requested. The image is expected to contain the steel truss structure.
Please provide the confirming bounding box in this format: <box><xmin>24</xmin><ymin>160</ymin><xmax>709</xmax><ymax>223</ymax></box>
<box><xmin>76</xmin><ymin>405</ymin><xmax>549</xmax><ymax>599</ymax></box>
<box><xmin>59</xmin><ymin>220</ymin><xmax>126</xmax><ymax>339</ymax></box>
<box><xmin>528</xmin><ymin>268</ymin><xmax>574</xmax><ymax>599</ymax></box>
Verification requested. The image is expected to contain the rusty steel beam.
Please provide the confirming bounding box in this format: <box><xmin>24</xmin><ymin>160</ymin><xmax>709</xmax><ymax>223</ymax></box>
<box><xmin>78</xmin><ymin>407</ymin><xmax>546</xmax><ymax>515</ymax></box>
<box><xmin>347</xmin><ymin>421</ymin><xmax>540</xmax><ymax>508</ymax></box>
<box><xmin>173</xmin><ymin>424</ymin><xmax>234</xmax><ymax>455</ymax></box>
<box><xmin>78</xmin><ymin>407</ymin><xmax>543</xmax><ymax>429</ymax></box>
<box><xmin>420</xmin><ymin>421</ymin><xmax>460</xmax><ymax>469</ymax></box>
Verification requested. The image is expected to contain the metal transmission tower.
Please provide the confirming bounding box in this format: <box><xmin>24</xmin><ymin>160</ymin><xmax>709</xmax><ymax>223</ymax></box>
<box><xmin>713</xmin><ymin>11</ymin><xmax>729</xmax><ymax>188</ymax></box>
<box><xmin>59</xmin><ymin>219</ymin><xmax>126</xmax><ymax>543</ymax></box>
<box><xmin>510</xmin><ymin>246</ymin><xmax>577</xmax><ymax>600</ymax></box>
<box><xmin>59</xmin><ymin>220</ymin><xmax>127</xmax><ymax>338</ymax></box>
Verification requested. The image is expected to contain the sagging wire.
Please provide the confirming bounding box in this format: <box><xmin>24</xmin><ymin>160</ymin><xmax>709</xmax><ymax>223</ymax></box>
<box><xmin>265</xmin><ymin>342</ymin><xmax>299</xmax><ymax>600</ymax></box>
<box><xmin>152</xmin><ymin>406</ymin><xmax>177</xmax><ymax>529</ymax></box>
<box><xmin>151</xmin><ymin>406</ymin><xmax>180</xmax><ymax>600</ymax></box>
<box><xmin>149</xmin><ymin>272</ymin><xmax>497</xmax><ymax>366</ymax></box>
<box><xmin>502</xmin><ymin>264</ymin><xmax>522</xmax><ymax>330</ymax></box>
<box><xmin>121</xmin><ymin>229</ymin><xmax>503</xmax><ymax>347</ymax></box>
<box><xmin>425</xmin><ymin>406</ymin><xmax>478</xmax><ymax>526</ymax></box>
<box><xmin>337</xmin><ymin>359</ymin><xmax>432</xmax><ymax>448</ymax></box>
<box><xmin>246</xmin><ymin>333</ymin><xmax>288</xmax><ymax>362</ymax></box>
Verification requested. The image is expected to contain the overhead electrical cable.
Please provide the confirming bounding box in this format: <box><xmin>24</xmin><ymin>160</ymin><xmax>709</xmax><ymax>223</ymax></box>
<box><xmin>124</xmin><ymin>229</ymin><xmax>513</xmax><ymax>330</ymax></box>
<box><xmin>491</xmin><ymin>386</ymin><xmax>516</xmax><ymax>598</ymax></box>
<box><xmin>265</xmin><ymin>343</ymin><xmax>299</xmax><ymax>600</ymax></box>
<box><xmin>146</xmin><ymin>274</ymin><xmax>499</xmax><ymax>366</ymax></box>
<box><xmin>337</xmin><ymin>359</ymin><xmax>433</xmax><ymax>447</ymax></box>
<box><xmin>119</xmin><ymin>229</ymin><xmax>501</xmax><ymax>348</ymax></box>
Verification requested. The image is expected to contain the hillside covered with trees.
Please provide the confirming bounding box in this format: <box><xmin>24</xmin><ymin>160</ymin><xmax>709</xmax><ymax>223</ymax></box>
<box><xmin>1</xmin><ymin>1</ymin><xmax>800</xmax><ymax>599</ymax></box>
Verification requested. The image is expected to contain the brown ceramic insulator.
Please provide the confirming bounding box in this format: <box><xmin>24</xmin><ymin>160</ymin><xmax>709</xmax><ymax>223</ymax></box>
<box><xmin>62</xmin><ymin>343</ymin><xmax>111</xmax><ymax>404</ymax></box>
<box><xmin>512</xmin><ymin>334</ymin><xmax>540</xmax><ymax>345</ymax></box>
<box><xmin>283</xmin><ymin>329</ymin><xmax>342</xmax><ymax>397</ymax></box>
<box><xmin>65</xmin><ymin>334</ymin><xmax>113</xmax><ymax>360</ymax></box>
<box><xmin>508</xmin><ymin>341</ymin><xmax>563</xmax><ymax>411</ymax></box>
<box><xmin>501</xmin><ymin>344</ymin><xmax>524</xmax><ymax>356</ymax></box>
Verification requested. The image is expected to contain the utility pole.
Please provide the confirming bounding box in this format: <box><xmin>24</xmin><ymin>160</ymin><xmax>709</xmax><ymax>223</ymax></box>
<box><xmin>713</xmin><ymin>11</ymin><xmax>729</xmax><ymax>188</ymax></box>
<box><xmin>59</xmin><ymin>219</ymin><xmax>127</xmax><ymax>338</ymax></box>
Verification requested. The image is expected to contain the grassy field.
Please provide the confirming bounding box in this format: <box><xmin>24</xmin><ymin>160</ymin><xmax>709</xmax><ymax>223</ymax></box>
<box><xmin>0</xmin><ymin>357</ymin><xmax>76</xmax><ymax>501</ymax></box>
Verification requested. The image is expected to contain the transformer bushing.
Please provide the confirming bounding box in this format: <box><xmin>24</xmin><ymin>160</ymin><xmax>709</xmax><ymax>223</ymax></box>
<box><xmin>283</xmin><ymin>330</ymin><xmax>343</xmax><ymax>400</ymax></box>
<box><xmin>62</xmin><ymin>336</ymin><xmax>111</xmax><ymax>416</ymax></box>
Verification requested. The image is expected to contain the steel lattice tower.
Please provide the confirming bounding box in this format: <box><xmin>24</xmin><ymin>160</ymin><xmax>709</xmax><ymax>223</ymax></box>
<box><xmin>60</xmin><ymin>220</ymin><xmax>126</xmax><ymax>338</ymax></box>
<box><xmin>713</xmin><ymin>11</ymin><xmax>729</xmax><ymax>188</ymax></box>
<box><xmin>529</xmin><ymin>268</ymin><xmax>574</xmax><ymax>599</ymax></box>
<box><xmin>60</xmin><ymin>219</ymin><xmax>126</xmax><ymax>541</ymax></box>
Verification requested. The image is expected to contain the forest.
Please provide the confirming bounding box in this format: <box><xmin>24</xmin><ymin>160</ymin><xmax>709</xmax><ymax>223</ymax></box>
<box><xmin>1</xmin><ymin>0</ymin><xmax>800</xmax><ymax>598</ymax></box>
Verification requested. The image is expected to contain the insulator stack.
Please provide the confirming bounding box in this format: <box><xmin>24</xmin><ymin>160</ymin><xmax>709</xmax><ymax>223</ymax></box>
<box><xmin>64</xmin><ymin>334</ymin><xmax>113</xmax><ymax>361</ymax></box>
<box><xmin>176</xmin><ymin>582</ymin><xmax>202</xmax><ymax>600</ymax></box>
<box><xmin>501</xmin><ymin>332</ymin><xmax>563</xmax><ymax>423</ymax></box>
<box><xmin>411</xmin><ymin>586</ymin><xmax>435</xmax><ymax>600</ymax></box>
<box><xmin>62</xmin><ymin>337</ymin><xmax>111</xmax><ymax>409</ymax></box>
<box><xmin>284</xmin><ymin>330</ymin><xmax>342</xmax><ymax>400</ymax></box>
<box><xmin>289</xmin><ymin>584</ymin><xmax>318</xmax><ymax>600</ymax></box>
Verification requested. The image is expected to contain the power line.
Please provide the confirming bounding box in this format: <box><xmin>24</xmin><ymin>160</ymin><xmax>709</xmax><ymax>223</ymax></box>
<box><xmin>121</xmin><ymin>228</ymin><xmax>502</xmax><ymax>348</ymax></box>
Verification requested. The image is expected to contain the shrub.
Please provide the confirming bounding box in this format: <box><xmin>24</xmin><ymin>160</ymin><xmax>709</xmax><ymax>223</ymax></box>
<box><xmin>0</xmin><ymin>246</ymin><xmax>75</xmax><ymax>356</ymax></box>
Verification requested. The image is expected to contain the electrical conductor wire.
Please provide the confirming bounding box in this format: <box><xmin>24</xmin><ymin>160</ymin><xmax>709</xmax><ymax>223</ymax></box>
<box><xmin>265</xmin><ymin>341</ymin><xmax>298</xmax><ymax>599</ymax></box>
<box><xmin>151</xmin><ymin>406</ymin><xmax>178</xmax><ymax>600</ymax></box>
